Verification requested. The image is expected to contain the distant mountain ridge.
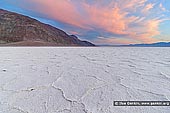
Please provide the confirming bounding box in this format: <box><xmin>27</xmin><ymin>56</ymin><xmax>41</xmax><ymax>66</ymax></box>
<box><xmin>0</xmin><ymin>9</ymin><xmax>95</xmax><ymax>46</ymax></box>
<box><xmin>98</xmin><ymin>42</ymin><xmax>170</xmax><ymax>47</ymax></box>
<box><xmin>123</xmin><ymin>42</ymin><xmax>170</xmax><ymax>47</ymax></box>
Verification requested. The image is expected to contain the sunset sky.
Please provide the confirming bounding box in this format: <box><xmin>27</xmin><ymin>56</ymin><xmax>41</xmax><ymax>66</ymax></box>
<box><xmin>0</xmin><ymin>0</ymin><xmax>170</xmax><ymax>45</ymax></box>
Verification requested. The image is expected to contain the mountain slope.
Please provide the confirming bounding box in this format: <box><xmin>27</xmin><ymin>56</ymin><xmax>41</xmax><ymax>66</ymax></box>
<box><xmin>0</xmin><ymin>9</ymin><xmax>95</xmax><ymax>46</ymax></box>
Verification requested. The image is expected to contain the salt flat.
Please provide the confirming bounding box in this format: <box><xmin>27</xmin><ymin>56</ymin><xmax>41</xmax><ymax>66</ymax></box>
<box><xmin>0</xmin><ymin>47</ymin><xmax>170</xmax><ymax>113</ymax></box>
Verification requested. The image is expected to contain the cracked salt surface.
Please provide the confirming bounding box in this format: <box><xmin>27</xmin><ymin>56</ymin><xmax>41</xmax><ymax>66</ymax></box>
<box><xmin>0</xmin><ymin>47</ymin><xmax>170</xmax><ymax>113</ymax></box>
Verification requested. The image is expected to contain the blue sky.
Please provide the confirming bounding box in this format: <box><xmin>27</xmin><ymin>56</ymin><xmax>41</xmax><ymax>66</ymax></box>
<box><xmin>0</xmin><ymin>0</ymin><xmax>170</xmax><ymax>45</ymax></box>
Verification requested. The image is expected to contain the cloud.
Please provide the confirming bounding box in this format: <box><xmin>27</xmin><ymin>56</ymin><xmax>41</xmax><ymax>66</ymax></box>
<box><xmin>68</xmin><ymin>31</ymin><xmax>81</xmax><ymax>35</ymax></box>
<box><xmin>159</xmin><ymin>3</ymin><xmax>166</xmax><ymax>11</ymax></box>
<box><xmin>12</xmin><ymin>0</ymin><xmax>89</xmax><ymax>29</ymax></box>
<box><xmin>3</xmin><ymin>0</ymin><xmax>168</xmax><ymax>44</ymax></box>
<box><xmin>142</xmin><ymin>3</ymin><xmax>155</xmax><ymax>13</ymax></box>
<box><xmin>94</xmin><ymin>37</ymin><xmax>134</xmax><ymax>45</ymax></box>
<box><xmin>83</xmin><ymin>3</ymin><xmax>128</xmax><ymax>35</ymax></box>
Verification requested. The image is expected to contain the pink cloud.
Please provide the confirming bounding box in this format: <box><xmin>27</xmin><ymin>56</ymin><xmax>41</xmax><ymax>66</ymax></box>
<box><xmin>128</xmin><ymin>19</ymin><xmax>164</xmax><ymax>43</ymax></box>
<box><xmin>68</xmin><ymin>31</ymin><xmax>81</xmax><ymax>35</ymax></box>
<box><xmin>22</xmin><ymin>0</ymin><xmax>89</xmax><ymax>29</ymax></box>
<box><xmin>12</xmin><ymin>0</ymin><xmax>166</xmax><ymax>44</ymax></box>
<box><xmin>142</xmin><ymin>3</ymin><xmax>155</xmax><ymax>13</ymax></box>
<box><xmin>83</xmin><ymin>3</ymin><xmax>128</xmax><ymax>35</ymax></box>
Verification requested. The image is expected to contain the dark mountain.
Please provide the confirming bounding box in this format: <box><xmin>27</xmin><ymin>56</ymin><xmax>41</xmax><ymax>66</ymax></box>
<box><xmin>0</xmin><ymin>9</ymin><xmax>95</xmax><ymax>46</ymax></box>
<box><xmin>123</xmin><ymin>42</ymin><xmax>170</xmax><ymax>47</ymax></box>
<box><xmin>69</xmin><ymin>35</ymin><xmax>95</xmax><ymax>46</ymax></box>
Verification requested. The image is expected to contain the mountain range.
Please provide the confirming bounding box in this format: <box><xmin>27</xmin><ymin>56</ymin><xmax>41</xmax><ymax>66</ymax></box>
<box><xmin>0</xmin><ymin>9</ymin><xmax>95</xmax><ymax>46</ymax></box>
<box><xmin>100</xmin><ymin>42</ymin><xmax>170</xmax><ymax>47</ymax></box>
<box><xmin>122</xmin><ymin>42</ymin><xmax>170</xmax><ymax>47</ymax></box>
